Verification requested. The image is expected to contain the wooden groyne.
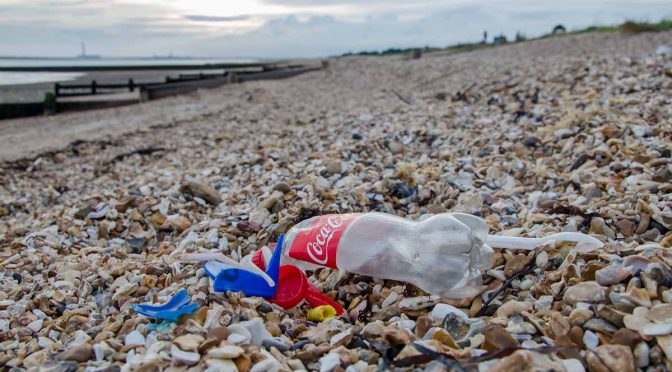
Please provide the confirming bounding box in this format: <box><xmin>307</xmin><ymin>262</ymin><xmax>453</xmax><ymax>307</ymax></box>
<box><xmin>0</xmin><ymin>62</ymin><xmax>322</xmax><ymax>120</ymax></box>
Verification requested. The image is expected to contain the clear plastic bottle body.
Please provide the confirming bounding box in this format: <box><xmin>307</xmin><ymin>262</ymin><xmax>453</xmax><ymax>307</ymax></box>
<box><xmin>281</xmin><ymin>212</ymin><xmax>494</xmax><ymax>298</ymax></box>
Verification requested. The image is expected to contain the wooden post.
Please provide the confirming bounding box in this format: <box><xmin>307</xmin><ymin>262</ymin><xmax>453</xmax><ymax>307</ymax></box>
<box><xmin>54</xmin><ymin>83</ymin><xmax>60</xmax><ymax>97</ymax></box>
<box><xmin>129</xmin><ymin>79</ymin><xmax>135</xmax><ymax>92</ymax></box>
<box><xmin>91</xmin><ymin>80</ymin><xmax>97</xmax><ymax>95</ymax></box>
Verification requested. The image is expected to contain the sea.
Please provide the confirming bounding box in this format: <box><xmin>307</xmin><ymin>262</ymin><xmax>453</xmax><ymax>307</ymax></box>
<box><xmin>0</xmin><ymin>57</ymin><xmax>258</xmax><ymax>86</ymax></box>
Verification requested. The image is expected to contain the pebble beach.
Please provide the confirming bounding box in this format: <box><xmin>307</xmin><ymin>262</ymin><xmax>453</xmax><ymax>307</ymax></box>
<box><xmin>1</xmin><ymin>30</ymin><xmax>671</xmax><ymax>371</ymax></box>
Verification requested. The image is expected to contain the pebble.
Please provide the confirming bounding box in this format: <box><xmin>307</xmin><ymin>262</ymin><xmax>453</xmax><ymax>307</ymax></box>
<box><xmin>634</xmin><ymin>342</ymin><xmax>649</xmax><ymax>368</ymax></box>
<box><xmin>430</xmin><ymin>303</ymin><xmax>467</xmax><ymax>322</ymax></box>
<box><xmin>595</xmin><ymin>265</ymin><xmax>631</xmax><ymax>286</ymax></box>
<box><xmin>583</xmin><ymin>330</ymin><xmax>599</xmax><ymax>349</ymax></box>
<box><xmin>207</xmin><ymin>345</ymin><xmax>244</xmax><ymax>359</ymax></box>
<box><xmin>227</xmin><ymin>324</ymin><xmax>252</xmax><ymax>344</ymax></box>
<box><xmin>173</xmin><ymin>334</ymin><xmax>204</xmax><ymax>352</ymax></box>
<box><xmin>55</xmin><ymin>343</ymin><xmax>93</xmax><ymax>363</ymax></box>
<box><xmin>586</xmin><ymin>344</ymin><xmax>635</xmax><ymax>372</ymax></box>
<box><xmin>563</xmin><ymin>282</ymin><xmax>606</xmax><ymax>303</ymax></box>
<box><xmin>125</xmin><ymin>330</ymin><xmax>145</xmax><ymax>347</ymax></box>
<box><xmin>171</xmin><ymin>344</ymin><xmax>200</xmax><ymax>366</ymax></box>
<box><xmin>319</xmin><ymin>352</ymin><xmax>341</xmax><ymax>372</ymax></box>
<box><xmin>442</xmin><ymin>313</ymin><xmax>485</xmax><ymax>342</ymax></box>
<box><xmin>642</xmin><ymin>322</ymin><xmax>672</xmax><ymax>336</ymax></box>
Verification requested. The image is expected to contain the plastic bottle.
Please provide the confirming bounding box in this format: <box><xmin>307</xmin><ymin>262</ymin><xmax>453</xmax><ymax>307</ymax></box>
<box><xmin>278</xmin><ymin>212</ymin><xmax>602</xmax><ymax>299</ymax></box>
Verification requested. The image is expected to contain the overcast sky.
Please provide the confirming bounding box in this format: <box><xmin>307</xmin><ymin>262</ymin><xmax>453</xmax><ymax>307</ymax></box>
<box><xmin>1</xmin><ymin>0</ymin><xmax>670</xmax><ymax>58</ymax></box>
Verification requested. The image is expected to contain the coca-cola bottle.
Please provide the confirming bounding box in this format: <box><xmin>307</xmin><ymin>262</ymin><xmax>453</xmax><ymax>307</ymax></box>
<box><xmin>279</xmin><ymin>212</ymin><xmax>603</xmax><ymax>298</ymax></box>
<box><xmin>280</xmin><ymin>212</ymin><xmax>494</xmax><ymax>298</ymax></box>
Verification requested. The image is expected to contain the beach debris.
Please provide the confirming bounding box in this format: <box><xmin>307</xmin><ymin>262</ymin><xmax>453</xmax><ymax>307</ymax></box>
<box><xmin>131</xmin><ymin>289</ymin><xmax>199</xmax><ymax>321</ymax></box>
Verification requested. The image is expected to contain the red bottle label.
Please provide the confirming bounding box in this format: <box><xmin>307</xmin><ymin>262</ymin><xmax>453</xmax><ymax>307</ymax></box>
<box><xmin>288</xmin><ymin>214</ymin><xmax>360</xmax><ymax>269</ymax></box>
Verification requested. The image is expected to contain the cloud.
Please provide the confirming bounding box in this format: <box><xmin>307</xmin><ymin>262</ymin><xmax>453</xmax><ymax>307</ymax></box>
<box><xmin>1</xmin><ymin>0</ymin><xmax>671</xmax><ymax>58</ymax></box>
<box><xmin>184</xmin><ymin>15</ymin><xmax>250</xmax><ymax>22</ymax></box>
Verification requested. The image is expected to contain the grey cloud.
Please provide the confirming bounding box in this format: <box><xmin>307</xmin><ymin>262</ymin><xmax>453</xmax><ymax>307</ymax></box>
<box><xmin>184</xmin><ymin>15</ymin><xmax>250</xmax><ymax>22</ymax></box>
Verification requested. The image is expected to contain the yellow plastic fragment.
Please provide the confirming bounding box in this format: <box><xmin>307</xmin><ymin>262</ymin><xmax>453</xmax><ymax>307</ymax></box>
<box><xmin>306</xmin><ymin>305</ymin><xmax>337</xmax><ymax>322</ymax></box>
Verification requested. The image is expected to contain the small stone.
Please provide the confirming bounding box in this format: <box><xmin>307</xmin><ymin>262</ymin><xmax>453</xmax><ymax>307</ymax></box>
<box><xmin>238</xmin><ymin>317</ymin><xmax>272</xmax><ymax>345</ymax></box>
<box><xmin>273</xmin><ymin>182</ymin><xmax>292</xmax><ymax>193</ymax></box>
<box><xmin>652</xmin><ymin>166</ymin><xmax>672</xmax><ymax>183</ymax></box>
<box><xmin>171</xmin><ymin>344</ymin><xmax>200</xmax><ymax>366</ymax></box>
<box><xmin>432</xmin><ymin>328</ymin><xmax>458</xmax><ymax>348</ymax></box>
<box><xmin>173</xmin><ymin>334</ymin><xmax>204</xmax><ymax>352</ymax></box>
<box><xmin>483</xmin><ymin>325</ymin><xmax>519</xmax><ymax>352</ymax></box>
<box><xmin>248</xmin><ymin>208</ymin><xmax>270</xmax><ymax>225</ymax></box>
<box><xmin>208</xmin><ymin>345</ymin><xmax>244</xmax><ymax>359</ymax></box>
<box><xmin>55</xmin><ymin>343</ymin><xmax>93</xmax><ymax>363</ymax></box>
<box><xmin>623</xmin><ymin>314</ymin><xmax>649</xmax><ymax>332</ymax></box>
<box><xmin>583</xmin><ymin>330</ymin><xmax>599</xmax><ymax>349</ymax></box>
<box><xmin>237</xmin><ymin>221</ymin><xmax>261</xmax><ymax>233</ymax></box>
<box><xmin>180</xmin><ymin>181</ymin><xmax>222</xmax><ymax>205</ymax></box>
<box><xmin>549</xmin><ymin>312</ymin><xmax>570</xmax><ymax>337</ymax></box>
<box><xmin>597</xmin><ymin>305</ymin><xmax>630</xmax><ymax>328</ymax></box>
<box><xmin>430</xmin><ymin>303</ymin><xmax>467</xmax><ymax>322</ymax></box>
<box><xmin>324</xmin><ymin>159</ymin><xmax>342</xmax><ymax>175</ymax></box>
<box><xmin>645</xmin><ymin>263</ymin><xmax>672</xmax><ymax>287</ymax></box>
<box><xmin>610</xmin><ymin>328</ymin><xmax>641</xmax><ymax>348</ymax></box>
<box><xmin>634</xmin><ymin>342</ymin><xmax>649</xmax><ymax>368</ymax></box>
<box><xmin>535</xmin><ymin>251</ymin><xmax>548</xmax><ymax>268</ymax></box>
<box><xmin>642</xmin><ymin>322</ymin><xmax>672</xmax><ymax>336</ymax></box>
<box><xmin>398</xmin><ymin>295</ymin><xmax>440</xmax><ymax>311</ymax></box>
<box><xmin>647</xmin><ymin>304</ymin><xmax>672</xmax><ymax>323</ymax></box>
<box><xmin>208</xmin><ymin>326</ymin><xmax>231</xmax><ymax>343</ymax></box>
<box><xmin>227</xmin><ymin>324</ymin><xmax>252</xmax><ymax>344</ymax></box>
<box><xmin>159</xmin><ymin>216</ymin><xmax>191</xmax><ymax>232</ymax></box>
<box><xmin>27</xmin><ymin>319</ymin><xmax>43</xmax><ymax>332</ymax></box>
<box><xmin>206</xmin><ymin>359</ymin><xmax>238</xmax><ymax>371</ymax></box>
<box><xmin>590</xmin><ymin>218</ymin><xmax>616</xmax><ymax>239</ymax></box>
<box><xmin>563</xmin><ymin>281</ymin><xmax>606</xmax><ymax>303</ymax></box>
<box><xmin>657</xmin><ymin>335</ymin><xmax>672</xmax><ymax>361</ymax></box>
<box><xmin>522</xmin><ymin>136</ymin><xmax>540</xmax><ymax>147</ymax></box>
<box><xmin>330</xmin><ymin>329</ymin><xmax>353</xmax><ymax>347</ymax></box>
<box><xmin>595</xmin><ymin>265</ymin><xmax>631</xmax><ymax>286</ymax></box>
<box><xmin>263</xmin><ymin>338</ymin><xmax>290</xmax><ymax>352</ymax></box>
<box><xmin>265</xmin><ymin>322</ymin><xmax>281</xmax><ymax>337</ymax></box>
<box><xmin>504</xmin><ymin>254</ymin><xmax>532</xmax><ymax>278</ymax></box>
<box><xmin>617</xmin><ymin>219</ymin><xmax>636</xmax><ymax>237</ymax></box>
<box><xmin>319</xmin><ymin>352</ymin><xmax>341</xmax><ymax>372</ymax></box>
<box><xmin>362</xmin><ymin>322</ymin><xmax>384</xmax><ymax>338</ymax></box>
<box><xmin>569</xmin><ymin>309</ymin><xmax>593</xmax><ymax>326</ymax></box>
<box><xmin>125</xmin><ymin>330</ymin><xmax>145</xmax><ymax>347</ymax></box>
<box><xmin>495</xmin><ymin>300</ymin><xmax>533</xmax><ymax>318</ymax></box>
<box><xmin>586</xmin><ymin>344</ymin><xmax>635</xmax><ymax>372</ymax></box>
<box><xmin>620</xmin><ymin>287</ymin><xmax>652</xmax><ymax>308</ymax></box>
<box><xmin>442</xmin><ymin>313</ymin><xmax>485</xmax><ymax>342</ymax></box>
<box><xmin>260</xmin><ymin>190</ymin><xmax>285</xmax><ymax>210</ymax></box>
<box><xmin>415</xmin><ymin>316</ymin><xmax>431</xmax><ymax>338</ymax></box>
<box><xmin>584</xmin><ymin>318</ymin><xmax>618</xmax><ymax>336</ymax></box>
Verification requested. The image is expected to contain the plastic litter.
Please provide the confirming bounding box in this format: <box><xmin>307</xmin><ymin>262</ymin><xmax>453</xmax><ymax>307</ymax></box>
<box><xmin>278</xmin><ymin>212</ymin><xmax>603</xmax><ymax>298</ymax></box>
<box><xmin>306</xmin><ymin>305</ymin><xmax>338</xmax><ymax>322</ymax></box>
<box><xmin>131</xmin><ymin>289</ymin><xmax>199</xmax><ymax>321</ymax></box>
<box><xmin>203</xmin><ymin>234</ymin><xmax>283</xmax><ymax>298</ymax></box>
<box><xmin>252</xmin><ymin>247</ymin><xmax>344</xmax><ymax>314</ymax></box>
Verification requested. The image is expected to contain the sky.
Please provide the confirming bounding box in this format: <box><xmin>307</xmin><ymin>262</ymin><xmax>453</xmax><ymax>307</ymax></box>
<box><xmin>0</xmin><ymin>0</ymin><xmax>670</xmax><ymax>58</ymax></box>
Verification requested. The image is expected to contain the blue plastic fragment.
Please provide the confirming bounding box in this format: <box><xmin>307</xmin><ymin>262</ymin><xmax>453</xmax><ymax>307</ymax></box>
<box><xmin>131</xmin><ymin>289</ymin><xmax>199</xmax><ymax>321</ymax></box>
<box><xmin>211</xmin><ymin>234</ymin><xmax>284</xmax><ymax>298</ymax></box>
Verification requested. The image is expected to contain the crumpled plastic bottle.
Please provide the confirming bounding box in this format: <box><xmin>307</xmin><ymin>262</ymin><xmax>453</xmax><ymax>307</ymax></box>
<box><xmin>277</xmin><ymin>212</ymin><xmax>602</xmax><ymax>298</ymax></box>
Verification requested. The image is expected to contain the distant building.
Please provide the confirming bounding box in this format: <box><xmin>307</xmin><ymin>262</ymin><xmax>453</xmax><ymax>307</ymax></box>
<box><xmin>552</xmin><ymin>24</ymin><xmax>567</xmax><ymax>34</ymax></box>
